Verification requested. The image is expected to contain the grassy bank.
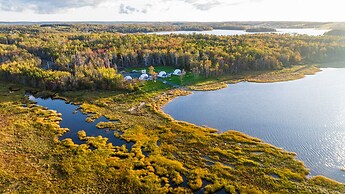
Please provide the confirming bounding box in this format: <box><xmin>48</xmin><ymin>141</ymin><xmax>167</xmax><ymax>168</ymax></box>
<box><xmin>0</xmin><ymin>65</ymin><xmax>344</xmax><ymax>193</ymax></box>
<box><xmin>125</xmin><ymin>65</ymin><xmax>321</xmax><ymax>92</ymax></box>
<box><xmin>189</xmin><ymin>65</ymin><xmax>320</xmax><ymax>91</ymax></box>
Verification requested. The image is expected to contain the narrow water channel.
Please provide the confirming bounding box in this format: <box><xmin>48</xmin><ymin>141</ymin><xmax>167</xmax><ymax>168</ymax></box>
<box><xmin>29</xmin><ymin>96</ymin><xmax>134</xmax><ymax>151</ymax></box>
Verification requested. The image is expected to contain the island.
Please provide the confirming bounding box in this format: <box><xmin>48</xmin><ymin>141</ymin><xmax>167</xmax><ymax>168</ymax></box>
<box><xmin>245</xmin><ymin>27</ymin><xmax>277</xmax><ymax>32</ymax></box>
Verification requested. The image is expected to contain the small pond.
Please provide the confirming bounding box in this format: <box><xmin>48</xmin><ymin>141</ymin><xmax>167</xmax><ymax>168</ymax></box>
<box><xmin>29</xmin><ymin>96</ymin><xmax>134</xmax><ymax>151</ymax></box>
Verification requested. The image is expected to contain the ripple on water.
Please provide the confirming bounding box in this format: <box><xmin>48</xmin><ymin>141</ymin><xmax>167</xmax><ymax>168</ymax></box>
<box><xmin>163</xmin><ymin>68</ymin><xmax>345</xmax><ymax>183</ymax></box>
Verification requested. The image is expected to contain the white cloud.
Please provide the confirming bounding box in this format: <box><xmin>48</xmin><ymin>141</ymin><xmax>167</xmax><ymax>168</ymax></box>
<box><xmin>0</xmin><ymin>0</ymin><xmax>110</xmax><ymax>14</ymax></box>
<box><xmin>119</xmin><ymin>3</ymin><xmax>152</xmax><ymax>14</ymax></box>
<box><xmin>0</xmin><ymin>0</ymin><xmax>343</xmax><ymax>22</ymax></box>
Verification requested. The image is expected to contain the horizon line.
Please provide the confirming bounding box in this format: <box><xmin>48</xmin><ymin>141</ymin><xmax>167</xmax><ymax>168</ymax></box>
<box><xmin>1</xmin><ymin>20</ymin><xmax>345</xmax><ymax>24</ymax></box>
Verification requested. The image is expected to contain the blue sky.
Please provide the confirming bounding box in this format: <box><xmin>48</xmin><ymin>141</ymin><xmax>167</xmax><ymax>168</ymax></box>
<box><xmin>0</xmin><ymin>0</ymin><xmax>343</xmax><ymax>22</ymax></box>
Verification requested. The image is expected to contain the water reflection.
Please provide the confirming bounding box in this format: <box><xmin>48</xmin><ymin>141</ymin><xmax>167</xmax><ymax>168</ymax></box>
<box><xmin>29</xmin><ymin>96</ymin><xmax>133</xmax><ymax>151</ymax></box>
<box><xmin>164</xmin><ymin>68</ymin><xmax>345</xmax><ymax>183</ymax></box>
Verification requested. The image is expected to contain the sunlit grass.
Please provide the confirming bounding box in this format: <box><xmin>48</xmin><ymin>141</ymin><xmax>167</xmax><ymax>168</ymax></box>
<box><xmin>1</xmin><ymin>65</ymin><xmax>345</xmax><ymax>193</ymax></box>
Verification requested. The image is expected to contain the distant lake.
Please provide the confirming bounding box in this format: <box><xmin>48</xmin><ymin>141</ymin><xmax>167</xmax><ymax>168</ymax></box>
<box><xmin>151</xmin><ymin>28</ymin><xmax>329</xmax><ymax>36</ymax></box>
<box><xmin>163</xmin><ymin>68</ymin><xmax>345</xmax><ymax>183</ymax></box>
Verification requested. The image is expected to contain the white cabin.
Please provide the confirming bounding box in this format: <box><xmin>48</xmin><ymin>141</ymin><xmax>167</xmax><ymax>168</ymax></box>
<box><xmin>173</xmin><ymin>69</ymin><xmax>182</xmax><ymax>76</ymax></box>
<box><xmin>139</xmin><ymin>74</ymin><xmax>149</xmax><ymax>80</ymax></box>
<box><xmin>158</xmin><ymin>71</ymin><xmax>167</xmax><ymax>78</ymax></box>
<box><xmin>124</xmin><ymin>76</ymin><xmax>133</xmax><ymax>81</ymax></box>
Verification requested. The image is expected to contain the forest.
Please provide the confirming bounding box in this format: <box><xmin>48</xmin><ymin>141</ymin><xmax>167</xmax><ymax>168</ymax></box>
<box><xmin>1</xmin><ymin>21</ymin><xmax>344</xmax><ymax>34</ymax></box>
<box><xmin>1</xmin><ymin>27</ymin><xmax>345</xmax><ymax>91</ymax></box>
<box><xmin>1</xmin><ymin>25</ymin><xmax>345</xmax><ymax>193</ymax></box>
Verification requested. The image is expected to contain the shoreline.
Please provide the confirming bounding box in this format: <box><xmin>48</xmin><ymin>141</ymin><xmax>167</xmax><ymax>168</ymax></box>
<box><xmin>2</xmin><ymin>64</ymin><xmax>344</xmax><ymax>193</ymax></box>
<box><xmin>157</xmin><ymin>65</ymin><xmax>322</xmax><ymax>136</ymax></box>
<box><xmin>156</xmin><ymin>65</ymin><xmax>345</xmax><ymax>184</ymax></box>
<box><xmin>187</xmin><ymin>65</ymin><xmax>321</xmax><ymax>91</ymax></box>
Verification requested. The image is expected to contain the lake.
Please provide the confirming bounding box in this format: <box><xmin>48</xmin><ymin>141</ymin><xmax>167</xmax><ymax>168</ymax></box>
<box><xmin>163</xmin><ymin>68</ymin><xmax>345</xmax><ymax>183</ymax></box>
<box><xmin>151</xmin><ymin>28</ymin><xmax>329</xmax><ymax>36</ymax></box>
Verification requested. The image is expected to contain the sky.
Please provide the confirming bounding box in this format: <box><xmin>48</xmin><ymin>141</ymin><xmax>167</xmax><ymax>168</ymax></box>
<box><xmin>0</xmin><ymin>0</ymin><xmax>343</xmax><ymax>22</ymax></box>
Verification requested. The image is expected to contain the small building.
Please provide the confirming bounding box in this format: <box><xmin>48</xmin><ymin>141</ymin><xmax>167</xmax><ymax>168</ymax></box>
<box><xmin>124</xmin><ymin>76</ymin><xmax>133</xmax><ymax>81</ymax></box>
<box><xmin>139</xmin><ymin>74</ymin><xmax>149</xmax><ymax>80</ymax></box>
<box><xmin>158</xmin><ymin>71</ymin><xmax>167</xmax><ymax>78</ymax></box>
<box><xmin>141</xmin><ymin>69</ymin><xmax>147</xmax><ymax>74</ymax></box>
<box><xmin>173</xmin><ymin>69</ymin><xmax>182</xmax><ymax>76</ymax></box>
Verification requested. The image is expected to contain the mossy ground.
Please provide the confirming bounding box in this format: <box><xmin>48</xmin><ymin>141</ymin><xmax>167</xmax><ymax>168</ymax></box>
<box><xmin>0</xmin><ymin>66</ymin><xmax>344</xmax><ymax>193</ymax></box>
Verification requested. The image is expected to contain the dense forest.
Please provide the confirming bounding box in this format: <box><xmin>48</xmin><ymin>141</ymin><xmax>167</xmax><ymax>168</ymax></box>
<box><xmin>1</xmin><ymin>21</ymin><xmax>344</xmax><ymax>33</ymax></box>
<box><xmin>1</xmin><ymin>26</ymin><xmax>345</xmax><ymax>91</ymax></box>
<box><xmin>0</xmin><ymin>23</ymin><xmax>213</xmax><ymax>34</ymax></box>
<box><xmin>1</xmin><ymin>25</ymin><xmax>345</xmax><ymax>193</ymax></box>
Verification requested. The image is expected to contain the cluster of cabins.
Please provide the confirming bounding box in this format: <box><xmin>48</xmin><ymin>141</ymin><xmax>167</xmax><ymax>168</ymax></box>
<box><xmin>123</xmin><ymin>69</ymin><xmax>182</xmax><ymax>81</ymax></box>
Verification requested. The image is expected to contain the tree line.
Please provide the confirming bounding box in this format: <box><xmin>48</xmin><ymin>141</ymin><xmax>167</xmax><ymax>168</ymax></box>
<box><xmin>1</xmin><ymin>30</ymin><xmax>345</xmax><ymax>91</ymax></box>
<box><xmin>0</xmin><ymin>44</ymin><xmax>132</xmax><ymax>91</ymax></box>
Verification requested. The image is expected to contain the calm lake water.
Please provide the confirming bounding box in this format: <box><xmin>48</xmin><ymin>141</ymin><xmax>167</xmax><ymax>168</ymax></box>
<box><xmin>151</xmin><ymin>28</ymin><xmax>329</xmax><ymax>36</ymax></box>
<box><xmin>28</xmin><ymin>96</ymin><xmax>134</xmax><ymax>151</ymax></box>
<box><xmin>163</xmin><ymin>68</ymin><xmax>345</xmax><ymax>183</ymax></box>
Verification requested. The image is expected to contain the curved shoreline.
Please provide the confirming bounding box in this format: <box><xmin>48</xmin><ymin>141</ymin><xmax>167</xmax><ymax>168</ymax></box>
<box><xmin>157</xmin><ymin>65</ymin><xmax>345</xmax><ymax>184</ymax></box>
<box><xmin>157</xmin><ymin>66</ymin><xmax>322</xmax><ymax>137</ymax></box>
<box><xmin>56</xmin><ymin>72</ymin><xmax>340</xmax><ymax>192</ymax></box>
<box><xmin>188</xmin><ymin>65</ymin><xmax>320</xmax><ymax>91</ymax></box>
<box><xmin>2</xmin><ymin>65</ymin><xmax>343</xmax><ymax>193</ymax></box>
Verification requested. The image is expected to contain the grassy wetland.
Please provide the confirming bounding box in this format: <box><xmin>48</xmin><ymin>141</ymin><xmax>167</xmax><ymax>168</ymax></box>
<box><xmin>1</xmin><ymin>65</ymin><xmax>345</xmax><ymax>193</ymax></box>
<box><xmin>1</xmin><ymin>25</ymin><xmax>345</xmax><ymax>193</ymax></box>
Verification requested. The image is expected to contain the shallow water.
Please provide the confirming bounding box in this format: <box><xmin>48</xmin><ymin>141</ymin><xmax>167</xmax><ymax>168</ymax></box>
<box><xmin>29</xmin><ymin>96</ymin><xmax>133</xmax><ymax>151</ymax></box>
<box><xmin>163</xmin><ymin>68</ymin><xmax>345</xmax><ymax>183</ymax></box>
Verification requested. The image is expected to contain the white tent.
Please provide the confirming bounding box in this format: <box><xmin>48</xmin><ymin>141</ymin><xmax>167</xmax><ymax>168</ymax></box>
<box><xmin>173</xmin><ymin>69</ymin><xmax>182</xmax><ymax>75</ymax></box>
<box><xmin>158</xmin><ymin>71</ymin><xmax>167</xmax><ymax>78</ymax></box>
<box><xmin>139</xmin><ymin>74</ymin><xmax>149</xmax><ymax>80</ymax></box>
<box><xmin>124</xmin><ymin>76</ymin><xmax>132</xmax><ymax>81</ymax></box>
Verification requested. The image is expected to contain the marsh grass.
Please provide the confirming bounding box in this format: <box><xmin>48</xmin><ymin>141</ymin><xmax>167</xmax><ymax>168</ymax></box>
<box><xmin>0</xmin><ymin>65</ymin><xmax>344</xmax><ymax>193</ymax></box>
